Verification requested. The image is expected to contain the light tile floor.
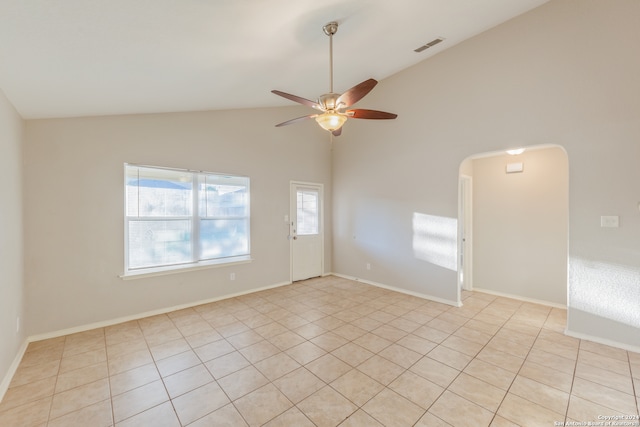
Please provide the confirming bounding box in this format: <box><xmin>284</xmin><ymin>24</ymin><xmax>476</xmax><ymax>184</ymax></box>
<box><xmin>1</xmin><ymin>276</ymin><xmax>639</xmax><ymax>426</ymax></box>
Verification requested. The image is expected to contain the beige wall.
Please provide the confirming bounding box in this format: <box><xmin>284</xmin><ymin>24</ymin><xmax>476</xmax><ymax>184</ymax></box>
<box><xmin>0</xmin><ymin>89</ymin><xmax>25</xmax><ymax>392</ymax></box>
<box><xmin>471</xmin><ymin>147</ymin><xmax>568</xmax><ymax>305</ymax></box>
<box><xmin>333</xmin><ymin>0</ymin><xmax>640</xmax><ymax>349</ymax></box>
<box><xmin>23</xmin><ymin>107</ymin><xmax>332</xmax><ymax>335</ymax></box>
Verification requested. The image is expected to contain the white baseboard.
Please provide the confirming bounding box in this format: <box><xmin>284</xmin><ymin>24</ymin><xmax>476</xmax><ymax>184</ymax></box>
<box><xmin>0</xmin><ymin>339</ymin><xmax>28</xmax><ymax>404</ymax></box>
<box><xmin>473</xmin><ymin>289</ymin><xmax>640</xmax><ymax>353</ymax></box>
<box><xmin>28</xmin><ymin>281</ymin><xmax>292</xmax><ymax>343</ymax></box>
<box><xmin>330</xmin><ymin>273</ymin><xmax>461</xmax><ymax>307</ymax></box>
<box><xmin>564</xmin><ymin>329</ymin><xmax>640</xmax><ymax>354</ymax></box>
<box><xmin>2</xmin><ymin>281</ymin><xmax>290</xmax><ymax>403</ymax></box>
<box><xmin>472</xmin><ymin>287</ymin><xmax>567</xmax><ymax>309</ymax></box>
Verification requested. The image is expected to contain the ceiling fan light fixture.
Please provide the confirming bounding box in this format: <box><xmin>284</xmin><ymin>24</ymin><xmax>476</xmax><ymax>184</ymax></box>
<box><xmin>315</xmin><ymin>112</ymin><xmax>347</xmax><ymax>132</ymax></box>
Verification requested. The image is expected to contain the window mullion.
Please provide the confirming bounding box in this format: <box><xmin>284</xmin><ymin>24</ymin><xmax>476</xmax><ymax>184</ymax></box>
<box><xmin>192</xmin><ymin>173</ymin><xmax>200</xmax><ymax>263</ymax></box>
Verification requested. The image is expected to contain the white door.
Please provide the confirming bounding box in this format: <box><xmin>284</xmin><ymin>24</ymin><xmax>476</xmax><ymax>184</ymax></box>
<box><xmin>290</xmin><ymin>182</ymin><xmax>323</xmax><ymax>281</ymax></box>
<box><xmin>458</xmin><ymin>175</ymin><xmax>473</xmax><ymax>291</ymax></box>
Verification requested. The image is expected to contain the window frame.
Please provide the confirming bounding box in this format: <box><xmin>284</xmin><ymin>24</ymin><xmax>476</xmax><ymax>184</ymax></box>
<box><xmin>122</xmin><ymin>164</ymin><xmax>251</xmax><ymax>279</ymax></box>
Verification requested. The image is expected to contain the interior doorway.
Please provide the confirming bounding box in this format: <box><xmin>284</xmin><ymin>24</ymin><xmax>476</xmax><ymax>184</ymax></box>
<box><xmin>457</xmin><ymin>145</ymin><xmax>569</xmax><ymax>306</ymax></box>
<box><xmin>290</xmin><ymin>181</ymin><xmax>324</xmax><ymax>282</ymax></box>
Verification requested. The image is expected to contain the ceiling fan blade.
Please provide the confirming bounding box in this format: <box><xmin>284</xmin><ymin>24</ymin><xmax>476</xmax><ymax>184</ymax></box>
<box><xmin>275</xmin><ymin>114</ymin><xmax>316</xmax><ymax>127</ymax></box>
<box><xmin>346</xmin><ymin>109</ymin><xmax>398</xmax><ymax>120</ymax></box>
<box><xmin>336</xmin><ymin>78</ymin><xmax>378</xmax><ymax>108</ymax></box>
<box><xmin>271</xmin><ymin>90</ymin><xmax>320</xmax><ymax>109</ymax></box>
<box><xmin>332</xmin><ymin>127</ymin><xmax>343</xmax><ymax>137</ymax></box>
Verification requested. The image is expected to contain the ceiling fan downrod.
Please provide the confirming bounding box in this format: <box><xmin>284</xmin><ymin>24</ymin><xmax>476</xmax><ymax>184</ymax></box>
<box><xmin>323</xmin><ymin>22</ymin><xmax>338</xmax><ymax>94</ymax></box>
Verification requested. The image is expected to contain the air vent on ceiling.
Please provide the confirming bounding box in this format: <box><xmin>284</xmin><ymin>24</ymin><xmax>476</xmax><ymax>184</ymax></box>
<box><xmin>414</xmin><ymin>37</ymin><xmax>445</xmax><ymax>53</ymax></box>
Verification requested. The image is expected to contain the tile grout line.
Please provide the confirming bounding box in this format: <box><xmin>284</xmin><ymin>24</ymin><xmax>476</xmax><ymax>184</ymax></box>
<box><xmin>563</xmin><ymin>339</ymin><xmax>582</xmax><ymax>425</ymax></box>
<box><xmin>629</xmin><ymin>351</ymin><xmax>640</xmax><ymax>417</ymax></box>
<box><xmin>146</xmin><ymin>317</ymin><xmax>183</xmax><ymax>427</ymax></box>
<box><xmin>338</xmin><ymin>293</ymin><xmax>508</xmax><ymax>425</ymax></box>
<box><xmin>509</xmin><ymin>306</ymin><xmax>576</xmax><ymax>426</ymax></box>
<box><xmin>105</xmin><ymin>327</ymin><xmax>116</xmax><ymax>427</ymax></box>
<box><xmin>301</xmin><ymin>287</ymin><xmax>420</xmax><ymax>426</ymax></box>
<box><xmin>294</xmin><ymin>288</ymin><xmax>509</xmax><ymax>425</ymax></box>
<box><xmin>45</xmin><ymin>335</ymin><xmax>65</xmax><ymax>426</ymax></box>
<box><xmin>260</xmin><ymin>280</ymin><xmax>376</xmax><ymax>425</ymax></box>
<box><xmin>453</xmin><ymin>297</ymin><xmax>526</xmax><ymax>427</ymax></box>
<box><xmin>163</xmin><ymin>310</ymin><xmax>205</xmax><ymax>427</ymax></box>
<box><xmin>170</xmin><ymin>308</ymin><xmax>237</xmax><ymax>427</ymax></box>
<box><xmin>409</xmin><ymin>301</ymin><xmax>493</xmax><ymax>424</ymax></box>
<box><xmin>185</xmin><ymin>294</ymin><xmax>305</xmax><ymax>426</ymax></box>
<box><xmin>283</xmin><ymin>288</ymin><xmax>395</xmax><ymax>426</ymax></box>
<box><xmin>259</xmin><ymin>282</ymin><xmax>428</xmax><ymax>425</ymax></box>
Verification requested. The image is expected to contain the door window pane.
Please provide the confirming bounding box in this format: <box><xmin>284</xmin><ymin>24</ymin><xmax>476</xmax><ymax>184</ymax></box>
<box><xmin>297</xmin><ymin>190</ymin><xmax>319</xmax><ymax>235</ymax></box>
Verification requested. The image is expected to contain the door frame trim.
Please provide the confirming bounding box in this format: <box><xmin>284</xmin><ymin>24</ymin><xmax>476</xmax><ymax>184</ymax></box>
<box><xmin>458</xmin><ymin>174</ymin><xmax>473</xmax><ymax>294</ymax></box>
<box><xmin>290</xmin><ymin>181</ymin><xmax>325</xmax><ymax>282</ymax></box>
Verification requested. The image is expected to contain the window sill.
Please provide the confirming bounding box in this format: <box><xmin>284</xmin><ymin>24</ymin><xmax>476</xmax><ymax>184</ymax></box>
<box><xmin>119</xmin><ymin>256</ymin><xmax>252</xmax><ymax>280</ymax></box>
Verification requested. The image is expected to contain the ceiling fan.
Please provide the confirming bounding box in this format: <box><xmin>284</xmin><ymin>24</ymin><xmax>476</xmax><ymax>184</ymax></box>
<box><xmin>272</xmin><ymin>21</ymin><xmax>397</xmax><ymax>137</ymax></box>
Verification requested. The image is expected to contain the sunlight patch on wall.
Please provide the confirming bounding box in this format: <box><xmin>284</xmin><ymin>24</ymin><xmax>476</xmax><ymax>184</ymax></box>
<box><xmin>412</xmin><ymin>213</ymin><xmax>457</xmax><ymax>271</ymax></box>
<box><xmin>569</xmin><ymin>257</ymin><xmax>640</xmax><ymax>328</ymax></box>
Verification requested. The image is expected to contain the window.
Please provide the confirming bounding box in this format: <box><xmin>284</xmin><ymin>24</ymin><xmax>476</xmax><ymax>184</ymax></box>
<box><xmin>124</xmin><ymin>164</ymin><xmax>250</xmax><ymax>275</ymax></box>
<box><xmin>296</xmin><ymin>189</ymin><xmax>319</xmax><ymax>235</ymax></box>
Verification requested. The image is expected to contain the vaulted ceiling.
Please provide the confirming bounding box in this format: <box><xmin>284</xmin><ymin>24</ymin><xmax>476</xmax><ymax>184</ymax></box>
<box><xmin>0</xmin><ymin>0</ymin><xmax>548</xmax><ymax>119</ymax></box>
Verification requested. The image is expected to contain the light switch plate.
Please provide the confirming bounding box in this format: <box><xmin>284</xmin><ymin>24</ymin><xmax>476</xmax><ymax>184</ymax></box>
<box><xmin>600</xmin><ymin>216</ymin><xmax>619</xmax><ymax>228</ymax></box>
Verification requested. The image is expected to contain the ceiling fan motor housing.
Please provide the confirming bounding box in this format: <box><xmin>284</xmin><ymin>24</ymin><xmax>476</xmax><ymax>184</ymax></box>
<box><xmin>318</xmin><ymin>93</ymin><xmax>341</xmax><ymax>111</ymax></box>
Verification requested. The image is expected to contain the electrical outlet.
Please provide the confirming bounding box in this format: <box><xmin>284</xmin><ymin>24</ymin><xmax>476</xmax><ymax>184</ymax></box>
<box><xmin>230</xmin><ymin>272</ymin><xmax>236</xmax><ymax>281</ymax></box>
<box><xmin>366</xmin><ymin>263</ymin><xmax>371</xmax><ymax>270</ymax></box>
<box><xmin>16</xmin><ymin>316</ymin><xmax>20</xmax><ymax>334</ymax></box>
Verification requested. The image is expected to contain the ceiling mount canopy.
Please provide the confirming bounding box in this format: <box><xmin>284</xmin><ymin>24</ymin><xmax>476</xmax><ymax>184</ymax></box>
<box><xmin>323</xmin><ymin>21</ymin><xmax>338</xmax><ymax>37</ymax></box>
<box><xmin>271</xmin><ymin>21</ymin><xmax>397</xmax><ymax>137</ymax></box>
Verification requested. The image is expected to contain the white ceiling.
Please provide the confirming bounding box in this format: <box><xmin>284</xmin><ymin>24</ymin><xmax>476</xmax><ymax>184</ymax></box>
<box><xmin>0</xmin><ymin>0</ymin><xmax>549</xmax><ymax>119</ymax></box>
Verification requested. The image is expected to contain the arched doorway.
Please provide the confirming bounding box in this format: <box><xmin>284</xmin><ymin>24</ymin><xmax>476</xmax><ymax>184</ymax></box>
<box><xmin>458</xmin><ymin>145</ymin><xmax>569</xmax><ymax>306</ymax></box>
